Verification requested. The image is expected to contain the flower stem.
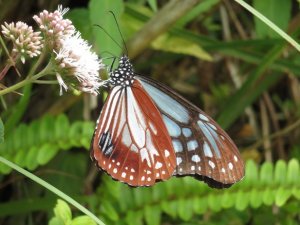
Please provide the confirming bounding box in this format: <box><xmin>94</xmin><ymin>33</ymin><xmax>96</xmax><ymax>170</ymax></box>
<box><xmin>0</xmin><ymin>61</ymin><xmax>53</xmax><ymax>96</ymax></box>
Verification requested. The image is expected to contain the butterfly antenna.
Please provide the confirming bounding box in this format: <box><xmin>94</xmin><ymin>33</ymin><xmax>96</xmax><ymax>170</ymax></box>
<box><xmin>93</xmin><ymin>24</ymin><xmax>124</xmax><ymax>51</ymax></box>
<box><xmin>108</xmin><ymin>11</ymin><xmax>129</xmax><ymax>56</ymax></box>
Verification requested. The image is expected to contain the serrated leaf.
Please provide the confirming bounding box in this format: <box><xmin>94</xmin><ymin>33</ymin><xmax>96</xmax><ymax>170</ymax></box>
<box><xmin>287</xmin><ymin>159</ymin><xmax>299</xmax><ymax>184</ymax></box>
<box><xmin>275</xmin><ymin>187</ymin><xmax>292</xmax><ymax>207</ymax></box>
<box><xmin>37</xmin><ymin>144</ymin><xmax>59</xmax><ymax>165</ymax></box>
<box><xmin>152</xmin><ymin>34</ymin><xmax>212</xmax><ymax>61</ymax></box>
<box><xmin>260</xmin><ymin>161</ymin><xmax>273</xmax><ymax>185</ymax></box>
<box><xmin>193</xmin><ymin>197</ymin><xmax>207</xmax><ymax>215</ymax></box>
<box><xmin>274</xmin><ymin>160</ymin><xmax>286</xmax><ymax>185</ymax></box>
<box><xmin>253</xmin><ymin>0</ymin><xmax>291</xmax><ymax>38</ymax></box>
<box><xmin>178</xmin><ymin>198</ymin><xmax>193</xmax><ymax>221</ymax></box>
<box><xmin>208</xmin><ymin>193</ymin><xmax>221</xmax><ymax>212</ymax></box>
<box><xmin>54</xmin><ymin>200</ymin><xmax>72</xmax><ymax>224</ymax></box>
<box><xmin>125</xmin><ymin>210</ymin><xmax>143</xmax><ymax>225</ymax></box>
<box><xmin>249</xmin><ymin>188</ymin><xmax>262</xmax><ymax>208</ymax></box>
<box><xmin>26</xmin><ymin>146</ymin><xmax>39</xmax><ymax>170</ymax></box>
<box><xmin>235</xmin><ymin>190</ymin><xmax>249</xmax><ymax>211</ymax></box>
<box><xmin>55</xmin><ymin>114</ymin><xmax>69</xmax><ymax>140</ymax></box>
<box><xmin>262</xmin><ymin>188</ymin><xmax>274</xmax><ymax>206</ymax></box>
<box><xmin>144</xmin><ymin>205</ymin><xmax>161</xmax><ymax>225</ymax></box>
<box><xmin>161</xmin><ymin>200</ymin><xmax>177</xmax><ymax>218</ymax></box>
<box><xmin>244</xmin><ymin>160</ymin><xmax>258</xmax><ymax>186</ymax></box>
<box><xmin>0</xmin><ymin>117</ymin><xmax>4</xmax><ymax>143</ymax></box>
<box><xmin>39</xmin><ymin>115</ymin><xmax>54</xmax><ymax>143</ymax></box>
<box><xmin>69</xmin><ymin>121</ymin><xmax>85</xmax><ymax>147</ymax></box>
<box><xmin>221</xmin><ymin>191</ymin><xmax>234</xmax><ymax>209</ymax></box>
<box><xmin>71</xmin><ymin>216</ymin><xmax>97</xmax><ymax>225</ymax></box>
<box><xmin>101</xmin><ymin>202</ymin><xmax>119</xmax><ymax>221</ymax></box>
<box><xmin>14</xmin><ymin>150</ymin><xmax>27</xmax><ymax>167</ymax></box>
<box><xmin>49</xmin><ymin>217</ymin><xmax>64</xmax><ymax>225</ymax></box>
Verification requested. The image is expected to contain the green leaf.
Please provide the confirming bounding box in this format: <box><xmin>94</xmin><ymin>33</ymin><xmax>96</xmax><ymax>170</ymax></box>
<box><xmin>125</xmin><ymin>210</ymin><xmax>143</xmax><ymax>225</ymax></box>
<box><xmin>53</xmin><ymin>200</ymin><xmax>72</xmax><ymax>224</ymax></box>
<box><xmin>67</xmin><ymin>8</ymin><xmax>92</xmax><ymax>41</ymax></box>
<box><xmin>71</xmin><ymin>216</ymin><xmax>97</xmax><ymax>225</ymax></box>
<box><xmin>49</xmin><ymin>217</ymin><xmax>64</xmax><ymax>225</ymax></box>
<box><xmin>275</xmin><ymin>187</ymin><xmax>292</xmax><ymax>207</ymax></box>
<box><xmin>249</xmin><ymin>189</ymin><xmax>262</xmax><ymax>208</ymax></box>
<box><xmin>259</xmin><ymin>161</ymin><xmax>273</xmax><ymax>186</ymax></box>
<box><xmin>101</xmin><ymin>202</ymin><xmax>119</xmax><ymax>221</ymax></box>
<box><xmin>152</xmin><ymin>34</ymin><xmax>212</xmax><ymax>61</ymax></box>
<box><xmin>262</xmin><ymin>188</ymin><xmax>274</xmax><ymax>206</ymax></box>
<box><xmin>287</xmin><ymin>159</ymin><xmax>299</xmax><ymax>185</ymax></box>
<box><xmin>274</xmin><ymin>160</ymin><xmax>287</xmax><ymax>185</ymax></box>
<box><xmin>89</xmin><ymin>0</ymin><xmax>124</xmax><ymax>66</ymax></box>
<box><xmin>37</xmin><ymin>144</ymin><xmax>59</xmax><ymax>165</ymax></box>
<box><xmin>161</xmin><ymin>200</ymin><xmax>177</xmax><ymax>218</ymax></box>
<box><xmin>176</xmin><ymin>0</ymin><xmax>219</xmax><ymax>27</ymax></box>
<box><xmin>235</xmin><ymin>191</ymin><xmax>249</xmax><ymax>211</ymax></box>
<box><xmin>147</xmin><ymin>0</ymin><xmax>157</xmax><ymax>11</ymax></box>
<box><xmin>0</xmin><ymin>117</ymin><xmax>4</xmax><ymax>143</ymax></box>
<box><xmin>177</xmin><ymin>198</ymin><xmax>193</xmax><ymax>221</ymax></box>
<box><xmin>193</xmin><ymin>197</ymin><xmax>207</xmax><ymax>215</ymax></box>
<box><xmin>25</xmin><ymin>146</ymin><xmax>39</xmax><ymax>170</ymax></box>
<box><xmin>144</xmin><ymin>205</ymin><xmax>161</xmax><ymax>225</ymax></box>
<box><xmin>253</xmin><ymin>0</ymin><xmax>291</xmax><ymax>38</ymax></box>
<box><xmin>221</xmin><ymin>191</ymin><xmax>235</xmax><ymax>209</ymax></box>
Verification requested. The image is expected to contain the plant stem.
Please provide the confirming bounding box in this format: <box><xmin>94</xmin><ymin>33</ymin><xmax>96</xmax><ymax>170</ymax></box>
<box><xmin>0</xmin><ymin>61</ymin><xmax>53</xmax><ymax>96</ymax></box>
<box><xmin>0</xmin><ymin>156</ymin><xmax>105</xmax><ymax>225</ymax></box>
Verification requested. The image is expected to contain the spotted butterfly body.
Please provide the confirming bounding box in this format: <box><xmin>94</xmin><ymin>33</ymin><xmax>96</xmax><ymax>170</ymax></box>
<box><xmin>90</xmin><ymin>55</ymin><xmax>245</xmax><ymax>188</ymax></box>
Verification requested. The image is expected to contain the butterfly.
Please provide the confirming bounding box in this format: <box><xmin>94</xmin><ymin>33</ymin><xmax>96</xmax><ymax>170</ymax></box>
<box><xmin>90</xmin><ymin>55</ymin><xmax>245</xmax><ymax>188</ymax></box>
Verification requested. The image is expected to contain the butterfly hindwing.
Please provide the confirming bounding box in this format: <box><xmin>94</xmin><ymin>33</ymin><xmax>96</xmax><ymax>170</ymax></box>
<box><xmin>137</xmin><ymin>76</ymin><xmax>245</xmax><ymax>188</ymax></box>
<box><xmin>91</xmin><ymin>79</ymin><xmax>176</xmax><ymax>186</ymax></box>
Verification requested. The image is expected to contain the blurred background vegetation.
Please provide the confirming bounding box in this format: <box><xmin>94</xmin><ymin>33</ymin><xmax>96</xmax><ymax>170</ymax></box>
<box><xmin>1</xmin><ymin>0</ymin><xmax>300</xmax><ymax>224</ymax></box>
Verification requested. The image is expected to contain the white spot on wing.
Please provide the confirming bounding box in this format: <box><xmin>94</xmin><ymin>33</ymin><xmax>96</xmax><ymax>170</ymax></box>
<box><xmin>228</xmin><ymin>162</ymin><xmax>233</xmax><ymax>170</ymax></box>
<box><xmin>209</xmin><ymin>160</ymin><xmax>215</xmax><ymax>169</ymax></box>
<box><xmin>121</xmin><ymin>172</ymin><xmax>126</xmax><ymax>178</ymax></box>
<box><xmin>172</xmin><ymin>139</ymin><xmax>183</xmax><ymax>152</ymax></box>
<box><xmin>191</xmin><ymin>165</ymin><xmax>195</xmax><ymax>170</ymax></box>
<box><xmin>187</xmin><ymin>140</ymin><xmax>198</xmax><ymax>151</ymax></box>
<box><xmin>113</xmin><ymin>168</ymin><xmax>118</xmax><ymax>173</ymax></box>
<box><xmin>176</xmin><ymin>157</ymin><xmax>182</xmax><ymax>165</ymax></box>
<box><xmin>234</xmin><ymin>155</ymin><xmax>238</xmax><ymax>162</ymax></box>
<box><xmin>164</xmin><ymin>149</ymin><xmax>170</xmax><ymax>157</ymax></box>
<box><xmin>221</xmin><ymin>168</ymin><xmax>225</xmax><ymax>173</ymax></box>
<box><xmin>191</xmin><ymin>154</ymin><xmax>201</xmax><ymax>163</ymax></box>
<box><xmin>130</xmin><ymin>175</ymin><xmax>134</xmax><ymax>180</ymax></box>
<box><xmin>182</xmin><ymin>128</ymin><xmax>192</xmax><ymax>137</ymax></box>
<box><xmin>155</xmin><ymin>162</ymin><xmax>162</xmax><ymax>169</ymax></box>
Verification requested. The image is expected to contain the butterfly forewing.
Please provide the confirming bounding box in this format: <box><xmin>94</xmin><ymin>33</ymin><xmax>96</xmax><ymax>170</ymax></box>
<box><xmin>137</xmin><ymin>76</ymin><xmax>245</xmax><ymax>188</ymax></box>
<box><xmin>91</xmin><ymin>79</ymin><xmax>176</xmax><ymax>186</ymax></box>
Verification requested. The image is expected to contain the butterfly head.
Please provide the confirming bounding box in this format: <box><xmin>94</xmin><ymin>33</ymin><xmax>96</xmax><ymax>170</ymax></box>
<box><xmin>110</xmin><ymin>55</ymin><xmax>134</xmax><ymax>87</ymax></box>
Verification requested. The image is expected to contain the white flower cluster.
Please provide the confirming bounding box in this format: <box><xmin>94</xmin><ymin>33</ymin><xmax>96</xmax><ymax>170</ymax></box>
<box><xmin>1</xmin><ymin>5</ymin><xmax>105</xmax><ymax>95</ymax></box>
<box><xmin>1</xmin><ymin>21</ymin><xmax>43</xmax><ymax>63</ymax></box>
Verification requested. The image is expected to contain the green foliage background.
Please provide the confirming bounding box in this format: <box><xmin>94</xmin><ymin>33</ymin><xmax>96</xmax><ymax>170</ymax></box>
<box><xmin>1</xmin><ymin>0</ymin><xmax>300</xmax><ymax>224</ymax></box>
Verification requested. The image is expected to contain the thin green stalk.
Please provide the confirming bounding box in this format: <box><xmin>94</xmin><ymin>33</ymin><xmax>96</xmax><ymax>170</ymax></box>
<box><xmin>0</xmin><ymin>156</ymin><xmax>105</xmax><ymax>225</ymax></box>
<box><xmin>0</xmin><ymin>61</ymin><xmax>53</xmax><ymax>96</ymax></box>
<box><xmin>234</xmin><ymin>0</ymin><xmax>300</xmax><ymax>52</ymax></box>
